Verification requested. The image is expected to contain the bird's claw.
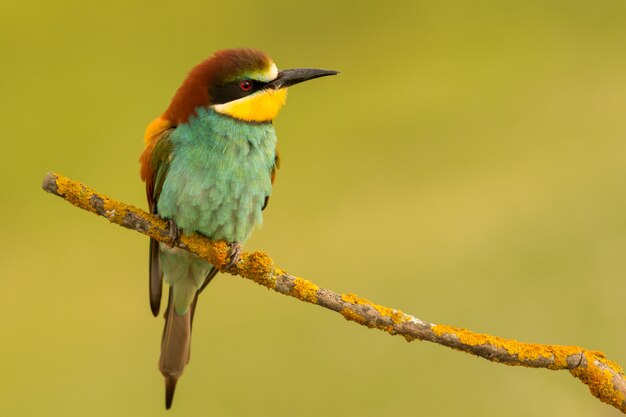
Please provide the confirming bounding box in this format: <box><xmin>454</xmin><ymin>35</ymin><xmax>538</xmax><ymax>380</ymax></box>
<box><xmin>225</xmin><ymin>242</ymin><xmax>242</xmax><ymax>269</ymax></box>
<box><xmin>168</xmin><ymin>220</ymin><xmax>180</xmax><ymax>248</ymax></box>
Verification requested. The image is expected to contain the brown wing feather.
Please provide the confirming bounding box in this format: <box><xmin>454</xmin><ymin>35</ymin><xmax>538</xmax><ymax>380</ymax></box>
<box><xmin>149</xmin><ymin>236</ymin><xmax>162</xmax><ymax>316</ymax></box>
<box><xmin>141</xmin><ymin>126</ymin><xmax>175</xmax><ymax>316</ymax></box>
<box><xmin>263</xmin><ymin>150</ymin><xmax>280</xmax><ymax>211</ymax></box>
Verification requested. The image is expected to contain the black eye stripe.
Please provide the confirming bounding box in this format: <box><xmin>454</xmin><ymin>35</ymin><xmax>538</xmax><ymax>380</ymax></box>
<box><xmin>241</xmin><ymin>79</ymin><xmax>269</xmax><ymax>90</ymax></box>
<box><xmin>210</xmin><ymin>79</ymin><xmax>270</xmax><ymax>105</ymax></box>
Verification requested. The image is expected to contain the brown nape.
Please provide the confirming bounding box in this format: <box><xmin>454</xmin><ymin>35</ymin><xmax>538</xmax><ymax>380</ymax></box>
<box><xmin>163</xmin><ymin>48</ymin><xmax>273</xmax><ymax>124</ymax></box>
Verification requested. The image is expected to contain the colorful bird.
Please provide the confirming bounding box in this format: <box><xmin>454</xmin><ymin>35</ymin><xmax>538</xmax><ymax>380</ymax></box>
<box><xmin>139</xmin><ymin>48</ymin><xmax>337</xmax><ymax>409</ymax></box>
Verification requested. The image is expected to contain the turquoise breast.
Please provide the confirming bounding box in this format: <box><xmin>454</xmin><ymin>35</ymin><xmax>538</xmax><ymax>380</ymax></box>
<box><xmin>157</xmin><ymin>107</ymin><xmax>277</xmax><ymax>243</ymax></box>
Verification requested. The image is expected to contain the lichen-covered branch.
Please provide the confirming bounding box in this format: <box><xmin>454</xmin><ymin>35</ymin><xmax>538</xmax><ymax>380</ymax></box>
<box><xmin>42</xmin><ymin>171</ymin><xmax>626</xmax><ymax>413</ymax></box>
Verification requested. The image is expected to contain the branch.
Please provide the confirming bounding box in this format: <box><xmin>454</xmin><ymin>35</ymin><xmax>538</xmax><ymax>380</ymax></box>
<box><xmin>42</xmin><ymin>171</ymin><xmax>626</xmax><ymax>413</ymax></box>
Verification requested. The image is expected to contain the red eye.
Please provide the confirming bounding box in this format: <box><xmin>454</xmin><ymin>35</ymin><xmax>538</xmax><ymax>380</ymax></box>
<box><xmin>239</xmin><ymin>80</ymin><xmax>252</xmax><ymax>91</ymax></box>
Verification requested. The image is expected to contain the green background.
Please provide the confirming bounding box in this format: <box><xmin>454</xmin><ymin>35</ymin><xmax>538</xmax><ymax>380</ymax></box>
<box><xmin>3</xmin><ymin>0</ymin><xmax>626</xmax><ymax>415</ymax></box>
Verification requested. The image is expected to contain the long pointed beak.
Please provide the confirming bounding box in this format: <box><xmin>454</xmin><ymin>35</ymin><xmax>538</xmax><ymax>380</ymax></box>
<box><xmin>267</xmin><ymin>68</ymin><xmax>339</xmax><ymax>89</ymax></box>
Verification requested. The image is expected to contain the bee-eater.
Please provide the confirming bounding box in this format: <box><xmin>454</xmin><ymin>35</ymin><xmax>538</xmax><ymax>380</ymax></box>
<box><xmin>139</xmin><ymin>48</ymin><xmax>337</xmax><ymax>408</ymax></box>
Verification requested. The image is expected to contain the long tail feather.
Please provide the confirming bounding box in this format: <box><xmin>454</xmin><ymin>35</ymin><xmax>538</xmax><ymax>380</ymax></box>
<box><xmin>164</xmin><ymin>376</ymin><xmax>178</xmax><ymax>410</ymax></box>
<box><xmin>185</xmin><ymin>267</ymin><xmax>217</xmax><ymax>365</ymax></box>
<box><xmin>159</xmin><ymin>289</ymin><xmax>192</xmax><ymax>409</ymax></box>
<box><xmin>158</xmin><ymin>267</ymin><xmax>218</xmax><ymax>408</ymax></box>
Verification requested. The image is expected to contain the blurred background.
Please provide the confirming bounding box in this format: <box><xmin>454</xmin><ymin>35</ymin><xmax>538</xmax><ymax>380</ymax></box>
<box><xmin>2</xmin><ymin>0</ymin><xmax>626</xmax><ymax>415</ymax></box>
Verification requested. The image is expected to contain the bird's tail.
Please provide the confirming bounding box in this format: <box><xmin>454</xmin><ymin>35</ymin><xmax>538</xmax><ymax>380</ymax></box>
<box><xmin>159</xmin><ymin>288</ymin><xmax>194</xmax><ymax>409</ymax></box>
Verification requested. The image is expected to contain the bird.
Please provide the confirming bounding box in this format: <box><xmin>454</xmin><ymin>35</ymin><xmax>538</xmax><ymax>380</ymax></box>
<box><xmin>139</xmin><ymin>48</ymin><xmax>337</xmax><ymax>409</ymax></box>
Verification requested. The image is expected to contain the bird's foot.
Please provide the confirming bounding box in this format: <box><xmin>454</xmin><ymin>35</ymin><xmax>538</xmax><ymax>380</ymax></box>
<box><xmin>225</xmin><ymin>242</ymin><xmax>242</xmax><ymax>269</ymax></box>
<box><xmin>167</xmin><ymin>219</ymin><xmax>180</xmax><ymax>248</ymax></box>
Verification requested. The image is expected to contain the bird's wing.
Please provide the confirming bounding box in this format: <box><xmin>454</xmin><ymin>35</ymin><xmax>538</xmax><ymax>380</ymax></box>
<box><xmin>140</xmin><ymin>118</ymin><xmax>175</xmax><ymax>316</ymax></box>
<box><xmin>146</xmin><ymin>129</ymin><xmax>174</xmax><ymax>211</ymax></box>
<box><xmin>141</xmin><ymin>122</ymin><xmax>175</xmax><ymax>211</ymax></box>
<box><xmin>262</xmin><ymin>150</ymin><xmax>280</xmax><ymax>211</ymax></box>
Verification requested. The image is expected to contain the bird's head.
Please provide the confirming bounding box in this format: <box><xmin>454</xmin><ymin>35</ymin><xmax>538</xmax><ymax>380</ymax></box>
<box><xmin>163</xmin><ymin>48</ymin><xmax>338</xmax><ymax>124</ymax></box>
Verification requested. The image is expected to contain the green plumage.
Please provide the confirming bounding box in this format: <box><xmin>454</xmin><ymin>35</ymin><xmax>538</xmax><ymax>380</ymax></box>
<box><xmin>150</xmin><ymin>106</ymin><xmax>277</xmax><ymax>408</ymax></box>
<box><xmin>155</xmin><ymin>107</ymin><xmax>277</xmax><ymax>313</ymax></box>
<box><xmin>141</xmin><ymin>48</ymin><xmax>336</xmax><ymax>409</ymax></box>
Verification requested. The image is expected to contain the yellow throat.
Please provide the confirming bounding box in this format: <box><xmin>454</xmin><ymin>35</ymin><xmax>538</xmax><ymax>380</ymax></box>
<box><xmin>213</xmin><ymin>88</ymin><xmax>288</xmax><ymax>123</ymax></box>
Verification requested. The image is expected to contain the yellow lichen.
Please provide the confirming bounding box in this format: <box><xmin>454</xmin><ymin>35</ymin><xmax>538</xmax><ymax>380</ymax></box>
<box><xmin>432</xmin><ymin>324</ymin><xmax>586</xmax><ymax>368</ymax></box>
<box><xmin>55</xmin><ymin>174</ymin><xmax>98</xmax><ymax>214</ymax></box>
<box><xmin>291</xmin><ymin>278</ymin><xmax>318</xmax><ymax>304</ymax></box>
<box><xmin>45</xmin><ymin>171</ymin><xmax>626</xmax><ymax>415</ymax></box>
<box><xmin>571</xmin><ymin>351</ymin><xmax>626</xmax><ymax>411</ymax></box>
<box><xmin>54</xmin><ymin>173</ymin><xmax>171</xmax><ymax>243</ymax></box>
<box><xmin>341</xmin><ymin>308</ymin><xmax>371</xmax><ymax>327</ymax></box>
<box><xmin>236</xmin><ymin>251</ymin><xmax>277</xmax><ymax>289</ymax></box>
<box><xmin>373</xmin><ymin>304</ymin><xmax>406</xmax><ymax>325</ymax></box>
<box><xmin>184</xmin><ymin>235</ymin><xmax>229</xmax><ymax>267</ymax></box>
<box><xmin>341</xmin><ymin>293</ymin><xmax>370</xmax><ymax>306</ymax></box>
<box><xmin>341</xmin><ymin>293</ymin><xmax>408</xmax><ymax>325</ymax></box>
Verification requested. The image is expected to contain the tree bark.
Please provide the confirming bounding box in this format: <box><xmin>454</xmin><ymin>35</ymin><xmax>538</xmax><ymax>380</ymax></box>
<box><xmin>42</xmin><ymin>171</ymin><xmax>626</xmax><ymax>414</ymax></box>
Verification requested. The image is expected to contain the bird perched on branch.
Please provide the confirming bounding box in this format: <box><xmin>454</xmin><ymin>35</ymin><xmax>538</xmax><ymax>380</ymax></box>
<box><xmin>139</xmin><ymin>48</ymin><xmax>337</xmax><ymax>409</ymax></box>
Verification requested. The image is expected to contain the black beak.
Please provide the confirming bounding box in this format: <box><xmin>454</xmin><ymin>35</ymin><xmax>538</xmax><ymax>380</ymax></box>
<box><xmin>267</xmin><ymin>68</ymin><xmax>339</xmax><ymax>89</ymax></box>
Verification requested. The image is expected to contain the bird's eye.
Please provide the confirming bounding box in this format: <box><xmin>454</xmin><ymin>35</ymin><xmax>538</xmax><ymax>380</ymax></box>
<box><xmin>239</xmin><ymin>80</ymin><xmax>253</xmax><ymax>91</ymax></box>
